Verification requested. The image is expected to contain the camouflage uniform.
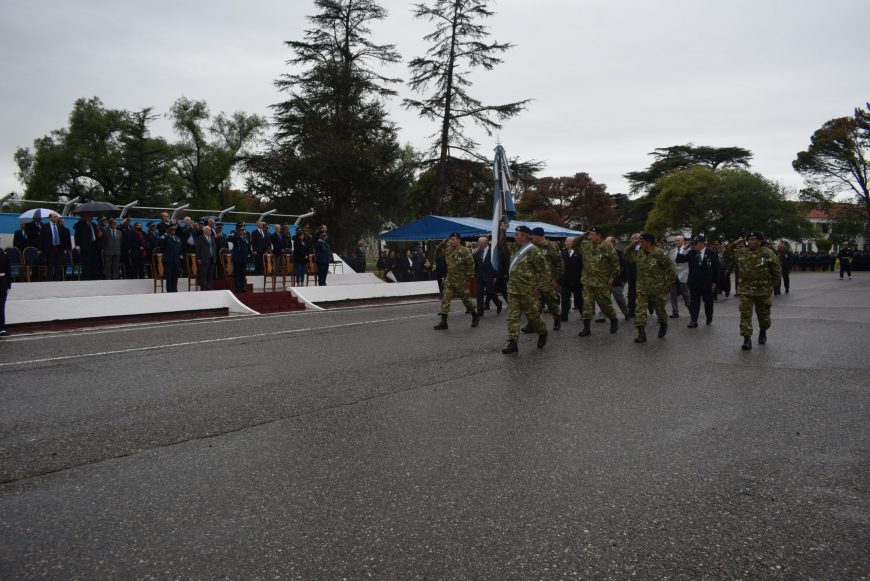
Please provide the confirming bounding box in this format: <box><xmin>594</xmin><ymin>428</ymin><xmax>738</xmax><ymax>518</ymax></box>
<box><xmin>724</xmin><ymin>243</ymin><xmax>782</xmax><ymax>336</ymax></box>
<box><xmin>572</xmin><ymin>238</ymin><xmax>621</xmax><ymax>320</ymax></box>
<box><xmin>438</xmin><ymin>243</ymin><xmax>476</xmax><ymax>315</ymax></box>
<box><xmin>534</xmin><ymin>239</ymin><xmax>563</xmax><ymax>321</ymax></box>
<box><xmin>501</xmin><ymin>240</ymin><xmax>550</xmax><ymax>341</ymax></box>
<box><xmin>624</xmin><ymin>244</ymin><xmax>677</xmax><ymax>328</ymax></box>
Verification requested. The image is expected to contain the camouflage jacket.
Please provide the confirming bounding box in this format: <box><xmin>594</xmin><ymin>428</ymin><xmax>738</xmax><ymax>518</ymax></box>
<box><xmin>624</xmin><ymin>245</ymin><xmax>677</xmax><ymax>293</ymax></box>
<box><xmin>723</xmin><ymin>244</ymin><xmax>782</xmax><ymax>295</ymax></box>
<box><xmin>499</xmin><ymin>240</ymin><xmax>550</xmax><ymax>294</ymax></box>
<box><xmin>535</xmin><ymin>240</ymin><xmax>564</xmax><ymax>282</ymax></box>
<box><xmin>571</xmin><ymin>238</ymin><xmax>621</xmax><ymax>287</ymax></box>
<box><xmin>442</xmin><ymin>244</ymin><xmax>475</xmax><ymax>282</ymax></box>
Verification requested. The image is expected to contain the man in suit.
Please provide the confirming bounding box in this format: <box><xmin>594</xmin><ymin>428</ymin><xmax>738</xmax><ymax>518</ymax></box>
<box><xmin>156</xmin><ymin>212</ymin><xmax>172</xmax><ymax>236</ymax></box>
<box><xmin>74</xmin><ymin>212</ymin><xmax>101</xmax><ymax>280</ymax></box>
<box><xmin>24</xmin><ymin>214</ymin><xmax>45</xmax><ymax>281</ymax></box>
<box><xmin>315</xmin><ymin>232</ymin><xmax>332</xmax><ymax>286</ymax></box>
<box><xmin>250</xmin><ymin>222</ymin><xmax>268</xmax><ymax>275</ymax></box>
<box><xmin>159</xmin><ymin>223</ymin><xmax>183</xmax><ymax>292</ymax></box>
<box><xmin>474</xmin><ymin>236</ymin><xmax>502</xmax><ymax>316</ymax></box>
<box><xmin>38</xmin><ymin>212</ymin><xmax>66</xmax><ymax>281</ymax></box>
<box><xmin>560</xmin><ymin>236</ymin><xmax>583</xmax><ymax>321</ymax></box>
<box><xmin>13</xmin><ymin>220</ymin><xmax>30</xmax><ymax>251</ymax></box>
<box><xmin>675</xmin><ymin>235</ymin><xmax>720</xmax><ymax>327</ymax></box>
<box><xmin>195</xmin><ymin>226</ymin><xmax>216</xmax><ymax>290</ymax></box>
<box><xmin>102</xmin><ymin>218</ymin><xmax>123</xmax><ymax>280</ymax></box>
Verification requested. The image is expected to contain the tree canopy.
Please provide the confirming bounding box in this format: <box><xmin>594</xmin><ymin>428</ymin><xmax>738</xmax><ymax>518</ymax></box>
<box><xmin>793</xmin><ymin>102</ymin><xmax>870</xmax><ymax>220</ymax></box>
<box><xmin>624</xmin><ymin>144</ymin><xmax>753</xmax><ymax>195</ymax></box>
<box><xmin>517</xmin><ymin>172</ymin><xmax>616</xmax><ymax>229</ymax></box>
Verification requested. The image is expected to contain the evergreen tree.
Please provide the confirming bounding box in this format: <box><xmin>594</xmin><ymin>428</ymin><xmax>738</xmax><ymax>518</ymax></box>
<box><xmin>404</xmin><ymin>0</ymin><xmax>530</xmax><ymax>211</ymax></box>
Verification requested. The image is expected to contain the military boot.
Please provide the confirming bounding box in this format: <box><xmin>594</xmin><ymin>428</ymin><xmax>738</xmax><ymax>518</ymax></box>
<box><xmin>634</xmin><ymin>326</ymin><xmax>647</xmax><ymax>343</ymax></box>
<box><xmin>578</xmin><ymin>319</ymin><xmax>592</xmax><ymax>337</ymax></box>
<box><xmin>471</xmin><ymin>311</ymin><xmax>480</xmax><ymax>328</ymax></box>
<box><xmin>433</xmin><ymin>314</ymin><xmax>448</xmax><ymax>330</ymax></box>
<box><xmin>553</xmin><ymin>317</ymin><xmax>561</xmax><ymax>331</ymax></box>
<box><xmin>657</xmin><ymin>321</ymin><xmax>668</xmax><ymax>338</ymax></box>
<box><xmin>742</xmin><ymin>336</ymin><xmax>752</xmax><ymax>350</ymax></box>
<box><xmin>609</xmin><ymin>317</ymin><xmax>619</xmax><ymax>334</ymax></box>
<box><xmin>502</xmin><ymin>340</ymin><xmax>518</xmax><ymax>354</ymax></box>
<box><xmin>537</xmin><ymin>332</ymin><xmax>548</xmax><ymax>349</ymax></box>
<box><xmin>521</xmin><ymin>325</ymin><xmax>533</xmax><ymax>334</ymax></box>
<box><xmin>758</xmin><ymin>329</ymin><xmax>767</xmax><ymax>344</ymax></box>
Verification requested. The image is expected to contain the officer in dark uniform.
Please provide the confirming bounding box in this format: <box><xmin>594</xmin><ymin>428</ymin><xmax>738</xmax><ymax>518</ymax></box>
<box><xmin>675</xmin><ymin>235</ymin><xmax>720</xmax><ymax>327</ymax></box>
<box><xmin>159</xmin><ymin>223</ymin><xmax>183</xmax><ymax>292</ymax></box>
<box><xmin>228</xmin><ymin>223</ymin><xmax>251</xmax><ymax>292</ymax></box>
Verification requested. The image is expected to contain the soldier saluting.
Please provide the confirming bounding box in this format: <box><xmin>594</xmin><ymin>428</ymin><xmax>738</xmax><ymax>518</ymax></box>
<box><xmin>433</xmin><ymin>232</ymin><xmax>479</xmax><ymax>330</ymax></box>
<box><xmin>571</xmin><ymin>226</ymin><xmax>622</xmax><ymax>337</ymax></box>
<box><xmin>723</xmin><ymin>231</ymin><xmax>782</xmax><ymax>350</ymax></box>
<box><xmin>499</xmin><ymin>223</ymin><xmax>550</xmax><ymax>354</ymax></box>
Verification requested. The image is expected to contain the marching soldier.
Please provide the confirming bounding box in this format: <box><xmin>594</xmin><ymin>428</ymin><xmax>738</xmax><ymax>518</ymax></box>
<box><xmin>433</xmin><ymin>232</ymin><xmax>479</xmax><ymax>330</ymax></box>
<box><xmin>723</xmin><ymin>231</ymin><xmax>782</xmax><ymax>350</ymax></box>
<box><xmin>499</xmin><ymin>224</ymin><xmax>550</xmax><ymax>353</ymax></box>
<box><xmin>526</xmin><ymin>227</ymin><xmax>562</xmax><ymax>330</ymax></box>
<box><xmin>572</xmin><ymin>226</ymin><xmax>621</xmax><ymax>336</ymax></box>
<box><xmin>624</xmin><ymin>233</ymin><xmax>677</xmax><ymax>342</ymax></box>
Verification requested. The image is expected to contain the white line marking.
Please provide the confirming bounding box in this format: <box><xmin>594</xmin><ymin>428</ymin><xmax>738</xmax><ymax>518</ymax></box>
<box><xmin>0</xmin><ymin>314</ymin><xmax>432</xmax><ymax>368</ymax></box>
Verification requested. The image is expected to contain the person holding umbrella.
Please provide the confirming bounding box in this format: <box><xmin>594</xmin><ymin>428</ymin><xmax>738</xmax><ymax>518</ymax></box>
<box><xmin>74</xmin><ymin>212</ymin><xmax>101</xmax><ymax>280</ymax></box>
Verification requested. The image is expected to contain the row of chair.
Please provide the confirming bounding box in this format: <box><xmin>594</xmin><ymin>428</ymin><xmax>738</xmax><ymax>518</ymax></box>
<box><xmin>3</xmin><ymin>246</ymin><xmax>85</xmax><ymax>282</ymax></box>
<box><xmin>151</xmin><ymin>249</ymin><xmax>321</xmax><ymax>293</ymax></box>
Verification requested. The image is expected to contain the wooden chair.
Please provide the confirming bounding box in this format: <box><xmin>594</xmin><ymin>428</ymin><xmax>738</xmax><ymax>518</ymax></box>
<box><xmin>305</xmin><ymin>254</ymin><xmax>317</xmax><ymax>286</ymax></box>
<box><xmin>330</xmin><ymin>255</ymin><xmax>344</xmax><ymax>274</ymax></box>
<box><xmin>186</xmin><ymin>253</ymin><xmax>199</xmax><ymax>291</ymax></box>
<box><xmin>4</xmin><ymin>247</ymin><xmax>28</xmax><ymax>282</ymax></box>
<box><xmin>22</xmin><ymin>246</ymin><xmax>44</xmax><ymax>282</ymax></box>
<box><xmin>219</xmin><ymin>249</ymin><xmax>233</xmax><ymax>289</ymax></box>
<box><xmin>152</xmin><ymin>251</ymin><xmax>165</xmax><ymax>293</ymax></box>
<box><xmin>279</xmin><ymin>250</ymin><xmax>293</xmax><ymax>289</ymax></box>
<box><xmin>262</xmin><ymin>252</ymin><xmax>277</xmax><ymax>292</ymax></box>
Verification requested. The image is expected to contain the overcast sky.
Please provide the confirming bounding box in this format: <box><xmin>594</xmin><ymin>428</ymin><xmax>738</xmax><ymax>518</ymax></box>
<box><xmin>1</xmin><ymin>0</ymin><xmax>868</xmax><ymax>204</ymax></box>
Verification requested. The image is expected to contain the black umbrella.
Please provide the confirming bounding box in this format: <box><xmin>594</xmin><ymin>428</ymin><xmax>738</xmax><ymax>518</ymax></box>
<box><xmin>72</xmin><ymin>201</ymin><xmax>121</xmax><ymax>216</ymax></box>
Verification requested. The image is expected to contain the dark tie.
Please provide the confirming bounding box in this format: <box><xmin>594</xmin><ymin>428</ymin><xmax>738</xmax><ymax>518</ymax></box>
<box><xmin>52</xmin><ymin>224</ymin><xmax>59</xmax><ymax>245</ymax></box>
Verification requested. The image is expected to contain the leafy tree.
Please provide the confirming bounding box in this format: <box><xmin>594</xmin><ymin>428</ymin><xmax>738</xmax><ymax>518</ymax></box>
<box><xmin>120</xmin><ymin>108</ymin><xmax>176</xmax><ymax>206</ymax></box>
<box><xmin>249</xmin><ymin>0</ymin><xmax>411</xmax><ymax>253</ymax></box>
<box><xmin>793</xmin><ymin>102</ymin><xmax>870</xmax><ymax>220</ymax></box>
<box><xmin>169</xmin><ymin>97</ymin><xmax>266</xmax><ymax>207</ymax></box>
<box><xmin>625</xmin><ymin>144</ymin><xmax>753</xmax><ymax>195</ymax></box>
<box><xmin>646</xmin><ymin>167</ymin><xmax>808</xmax><ymax>241</ymax></box>
<box><xmin>404</xmin><ymin>0</ymin><xmax>530</xmax><ymax>210</ymax></box>
<box><xmin>517</xmin><ymin>172</ymin><xmax>616</xmax><ymax>229</ymax></box>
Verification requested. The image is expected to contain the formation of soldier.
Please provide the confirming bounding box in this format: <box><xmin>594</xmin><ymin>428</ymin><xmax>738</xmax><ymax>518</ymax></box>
<box><xmin>432</xmin><ymin>226</ymin><xmax>784</xmax><ymax>353</ymax></box>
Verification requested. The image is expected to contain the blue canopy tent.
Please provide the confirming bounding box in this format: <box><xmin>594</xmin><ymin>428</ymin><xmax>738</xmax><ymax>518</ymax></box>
<box><xmin>378</xmin><ymin>215</ymin><xmax>582</xmax><ymax>242</ymax></box>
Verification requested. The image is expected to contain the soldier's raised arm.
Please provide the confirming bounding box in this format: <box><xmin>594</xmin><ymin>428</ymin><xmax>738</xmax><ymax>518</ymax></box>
<box><xmin>623</xmin><ymin>234</ymin><xmax>640</xmax><ymax>263</ymax></box>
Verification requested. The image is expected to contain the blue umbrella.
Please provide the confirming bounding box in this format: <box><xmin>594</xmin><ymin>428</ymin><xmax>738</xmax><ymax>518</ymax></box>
<box><xmin>490</xmin><ymin>144</ymin><xmax>516</xmax><ymax>275</ymax></box>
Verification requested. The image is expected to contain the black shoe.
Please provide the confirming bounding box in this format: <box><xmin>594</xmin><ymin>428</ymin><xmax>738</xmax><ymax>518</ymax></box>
<box><xmin>595</xmin><ymin>317</ymin><xmax>606</xmax><ymax>323</ymax></box>
<box><xmin>471</xmin><ymin>311</ymin><xmax>480</xmax><ymax>328</ymax></box>
<box><xmin>669</xmin><ymin>313</ymin><xmax>679</xmax><ymax>319</ymax></box>
<box><xmin>553</xmin><ymin>319</ymin><xmax>561</xmax><ymax>331</ymax></box>
<box><xmin>476</xmin><ymin>309</ymin><xmax>484</xmax><ymax>317</ymax></box>
<box><xmin>758</xmin><ymin>329</ymin><xmax>767</xmax><ymax>345</ymax></box>
<box><xmin>687</xmin><ymin>321</ymin><xmax>698</xmax><ymax>328</ymax></box>
<box><xmin>433</xmin><ymin>314</ymin><xmax>448</xmax><ymax>330</ymax></box>
<box><xmin>578</xmin><ymin>320</ymin><xmax>592</xmax><ymax>337</ymax></box>
<box><xmin>609</xmin><ymin>318</ymin><xmax>619</xmax><ymax>334</ymax></box>
<box><xmin>706</xmin><ymin>317</ymin><xmax>713</xmax><ymax>326</ymax></box>
<box><xmin>634</xmin><ymin>327</ymin><xmax>647</xmax><ymax>343</ymax></box>
<box><xmin>521</xmin><ymin>325</ymin><xmax>533</xmax><ymax>334</ymax></box>
<box><xmin>496</xmin><ymin>303</ymin><xmax>503</xmax><ymax>314</ymax></box>
<box><xmin>658</xmin><ymin>322</ymin><xmax>668</xmax><ymax>338</ymax></box>
<box><xmin>537</xmin><ymin>332</ymin><xmax>548</xmax><ymax>349</ymax></box>
<box><xmin>742</xmin><ymin>336</ymin><xmax>752</xmax><ymax>350</ymax></box>
<box><xmin>0</xmin><ymin>330</ymin><xmax>8</xmax><ymax>337</ymax></box>
<box><xmin>502</xmin><ymin>340</ymin><xmax>518</xmax><ymax>354</ymax></box>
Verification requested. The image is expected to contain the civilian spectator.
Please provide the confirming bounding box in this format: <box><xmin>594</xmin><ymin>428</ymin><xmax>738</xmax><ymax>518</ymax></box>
<box><xmin>315</xmin><ymin>232</ymin><xmax>331</xmax><ymax>286</ymax></box>
<box><xmin>129</xmin><ymin>222</ymin><xmax>147</xmax><ymax>279</ymax></box>
<box><xmin>74</xmin><ymin>212</ymin><xmax>101</xmax><ymax>280</ymax></box>
<box><xmin>293</xmin><ymin>231</ymin><xmax>309</xmax><ymax>285</ymax></box>
<box><xmin>667</xmin><ymin>235</ymin><xmax>691</xmax><ymax>318</ymax></box>
<box><xmin>102</xmin><ymin>218</ymin><xmax>122</xmax><ymax>280</ymax></box>
<box><xmin>13</xmin><ymin>220</ymin><xmax>29</xmax><ymax>251</ymax></box>
<box><xmin>38</xmin><ymin>212</ymin><xmax>65</xmax><ymax>281</ymax></box>
<box><xmin>195</xmin><ymin>226</ymin><xmax>216</xmax><ymax>290</ymax></box>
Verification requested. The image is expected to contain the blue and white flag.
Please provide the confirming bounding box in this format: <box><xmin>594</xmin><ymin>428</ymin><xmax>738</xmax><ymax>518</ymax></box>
<box><xmin>490</xmin><ymin>144</ymin><xmax>516</xmax><ymax>275</ymax></box>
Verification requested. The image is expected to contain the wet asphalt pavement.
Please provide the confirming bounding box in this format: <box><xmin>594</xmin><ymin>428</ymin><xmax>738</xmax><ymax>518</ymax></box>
<box><xmin>0</xmin><ymin>273</ymin><xmax>868</xmax><ymax>579</ymax></box>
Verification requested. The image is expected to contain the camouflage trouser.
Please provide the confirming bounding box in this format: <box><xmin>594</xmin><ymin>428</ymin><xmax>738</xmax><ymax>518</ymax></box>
<box><xmin>739</xmin><ymin>294</ymin><xmax>771</xmax><ymax>336</ymax></box>
<box><xmin>540</xmin><ymin>288</ymin><xmax>561</xmax><ymax>320</ymax></box>
<box><xmin>582</xmin><ymin>285</ymin><xmax>616</xmax><ymax>320</ymax></box>
<box><xmin>439</xmin><ymin>279</ymin><xmax>475</xmax><ymax>315</ymax></box>
<box><xmin>507</xmin><ymin>291</ymin><xmax>546</xmax><ymax>341</ymax></box>
<box><xmin>635</xmin><ymin>289</ymin><xmax>667</xmax><ymax>328</ymax></box>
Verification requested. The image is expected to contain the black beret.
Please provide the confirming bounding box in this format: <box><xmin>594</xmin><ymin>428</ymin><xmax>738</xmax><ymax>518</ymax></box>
<box><xmin>640</xmin><ymin>233</ymin><xmax>656</xmax><ymax>243</ymax></box>
<box><xmin>515</xmin><ymin>225</ymin><xmax>532</xmax><ymax>235</ymax></box>
<box><xmin>692</xmin><ymin>235</ymin><xmax>705</xmax><ymax>243</ymax></box>
<box><xmin>748</xmin><ymin>230</ymin><xmax>765</xmax><ymax>241</ymax></box>
<box><xmin>448</xmin><ymin>232</ymin><xmax>462</xmax><ymax>238</ymax></box>
<box><xmin>588</xmin><ymin>226</ymin><xmax>604</xmax><ymax>235</ymax></box>
<box><xmin>531</xmin><ymin>227</ymin><xmax>546</xmax><ymax>236</ymax></box>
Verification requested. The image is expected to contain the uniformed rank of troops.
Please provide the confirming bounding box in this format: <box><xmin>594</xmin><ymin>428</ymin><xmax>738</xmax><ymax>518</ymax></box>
<box><xmin>624</xmin><ymin>233</ymin><xmax>676</xmax><ymax>342</ymax></box>
<box><xmin>433</xmin><ymin>232</ymin><xmax>480</xmax><ymax>330</ymax></box>
<box><xmin>428</xmin><ymin>225</ymin><xmax>786</xmax><ymax>353</ymax></box>
<box><xmin>571</xmin><ymin>226</ymin><xmax>621</xmax><ymax>336</ymax></box>
<box><xmin>723</xmin><ymin>230</ymin><xmax>782</xmax><ymax>350</ymax></box>
<box><xmin>499</xmin><ymin>224</ymin><xmax>550</xmax><ymax>353</ymax></box>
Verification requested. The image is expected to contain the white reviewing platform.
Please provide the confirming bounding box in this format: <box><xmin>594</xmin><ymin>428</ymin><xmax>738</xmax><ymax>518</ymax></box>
<box><xmin>290</xmin><ymin>280</ymin><xmax>439</xmax><ymax>310</ymax></box>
